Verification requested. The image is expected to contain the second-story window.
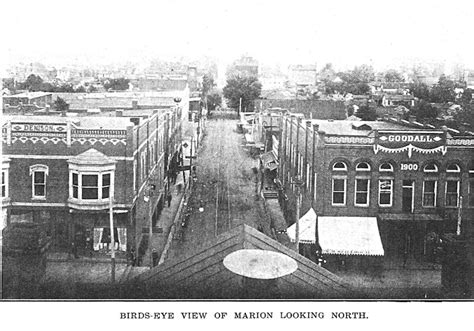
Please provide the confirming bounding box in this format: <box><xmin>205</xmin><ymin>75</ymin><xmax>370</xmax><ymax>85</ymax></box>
<box><xmin>332</xmin><ymin>178</ymin><xmax>346</xmax><ymax>206</ymax></box>
<box><xmin>379</xmin><ymin>179</ymin><xmax>393</xmax><ymax>207</ymax></box>
<box><xmin>1</xmin><ymin>170</ymin><xmax>7</xmax><ymax>198</ymax></box>
<box><xmin>445</xmin><ymin>180</ymin><xmax>459</xmax><ymax>207</ymax></box>
<box><xmin>71</xmin><ymin>172</ymin><xmax>112</xmax><ymax>200</ymax></box>
<box><xmin>355</xmin><ymin>178</ymin><xmax>370</xmax><ymax>206</ymax></box>
<box><xmin>30</xmin><ymin>165</ymin><xmax>48</xmax><ymax>199</ymax></box>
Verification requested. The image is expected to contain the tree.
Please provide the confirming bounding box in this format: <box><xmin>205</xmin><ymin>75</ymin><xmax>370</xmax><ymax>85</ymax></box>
<box><xmin>409</xmin><ymin>82</ymin><xmax>430</xmax><ymax>100</ymax></box>
<box><xmin>53</xmin><ymin>97</ymin><xmax>69</xmax><ymax>112</ymax></box>
<box><xmin>461</xmin><ymin>88</ymin><xmax>473</xmax><ymax>105</ymax></box>
<box><xmin>21</xmin><ymin>74</ymin><xmax>44</xmax><ymax>91</ymax></box>
<box><xmin>223</xmin><ymin>75</ymin><xmax>262</xmax><ymax>113</ymax></box>
<box><xmin>430</xmin><ymin>74</ymin><xmax>456</xmax><ymax>103</ymax></box>
<box><xmin>356</xmin><ymin>105</ymin><xmax>377</xmax><ymax>121</ymax></box>
<box><xmin>410</xmin><ymin>100</ymin><xmax>439</xmax><ymax>121</ymax></box>
<box><xmin>384</xmin><ymin>69</ymin><xmax>404</xmax><ymax>82</ymax></box>
<box><xmin>206</xmin><ymin>92</ymin><xmax>222</xmax><ymax>110</ymax></box>
<box><xmin>201</xmin><ymin>74</ymin><xmax>215</xmax><ymax>96</ymax></box>
<box><xmin>103</xmin><ymin>78</ymin><xmax>130</xmax><ymax>91</ymax></box>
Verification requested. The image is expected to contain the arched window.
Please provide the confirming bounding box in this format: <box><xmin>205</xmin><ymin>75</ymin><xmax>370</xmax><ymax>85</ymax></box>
<box><xmin>356</xmin><ymin>162</ymin><xmax>371</xmax><ymax>171</ymax></box>
<box><xmin>446</xmin><ymin>163</ymin><xmax>460</xmax><ymax>173</ymax></box>
<box><xmin>332</xmin><ymin>161</ymin><xmax>347</xmax><ymax>171</ymax></box>
<box><xmin>423</xmin><ymin>163</ymin><xmax>438</xmax><ymax>173</ymax></box>
<box><xmin>379</xmin><ymin>162</ymin><xmax>393</xmax><ymax>172</ymax></box>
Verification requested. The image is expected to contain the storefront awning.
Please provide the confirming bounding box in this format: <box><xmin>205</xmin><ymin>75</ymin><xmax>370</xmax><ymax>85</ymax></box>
<box><xmin>318</xmin><ymin>216</ymin><xmax>384</xmax><ymax>256</ymax></box>
<box><xmin>287</xmin><ymin>208</ymin><xmax>317</xmax><ymax>244</ymax></box>
<box><xmin>260</xmin><ymin>151</ymin><xmax>278</xmax><ymax>170</ymax></box>
<box><xmin>378</xmin><ymin>213</ymin><xmax>443</xmax><ymax>222</ymax></box>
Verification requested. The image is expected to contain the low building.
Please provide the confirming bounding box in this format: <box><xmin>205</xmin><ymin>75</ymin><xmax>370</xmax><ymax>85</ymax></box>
<box><xmin>3</xmin><ymin>92</ymin><xmax>53</xmax><ymax>111</ymax></box>
<box><xmin>2</xmin><ymin>107</ymin><xmax>183</xmax><ymax>263</ymax></box>
<box><xmin>260</xmin><ymin>111</ymin><xmax>474</xmax><ymax>267</ymax></box>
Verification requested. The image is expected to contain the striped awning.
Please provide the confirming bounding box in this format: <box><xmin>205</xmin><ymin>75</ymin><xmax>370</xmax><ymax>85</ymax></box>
<box><xmin>318</xmin><ymin>216</ymin><xmax>384</xmax><ymax>256</ymax></box>
<box><xmin>287</xmin><ymin>208</ymin><xmax>317</xmax><ymax>244</ymax></box>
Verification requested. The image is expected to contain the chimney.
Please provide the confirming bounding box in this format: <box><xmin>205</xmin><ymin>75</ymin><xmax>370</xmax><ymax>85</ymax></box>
<box><xmin>132</xmin><ymin>100</ymin><xmax>138</xmax><ymax>109</ymax></box>
<box><xmin>45</xmin><ymin>105</ymin><xmax>50</xmax><ymax>114</ymax></box>
<box><xmin>313</xmin><ymin>123</ymin><xmax>319</xmax><ymax>132</ymax></box>
<box><xmin>116</xmin><ymin>109</ymin><xmax>123</xmax><ymax>117</ymax></box>
<box><xmin>408</xmin><ymin>115</ymin><xmax>416</xmax><ymax>123</ymax></box>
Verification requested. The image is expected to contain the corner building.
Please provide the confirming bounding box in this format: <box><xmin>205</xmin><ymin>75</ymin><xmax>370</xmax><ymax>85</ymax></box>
<box><xmin>273</xmin><ymin>113</ymin><xmax>474</xmax><ymax>263</ymax></box>
<box><xmin>2</xmin><ymin>107</ymin><xmax>182</xmax><ymax>261</ymax></box>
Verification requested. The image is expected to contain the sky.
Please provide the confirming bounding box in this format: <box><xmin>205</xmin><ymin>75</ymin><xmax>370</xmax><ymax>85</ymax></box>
<box><xmin>2</xmin><ymin>0</ymin><xmax>474</xmax><ymax>72</ymax></box>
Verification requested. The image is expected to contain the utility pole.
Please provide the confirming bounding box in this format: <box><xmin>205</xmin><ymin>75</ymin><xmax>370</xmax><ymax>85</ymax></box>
<box><xmin>291</xmin><ymin>177</ymin><xmax>304</xmax><ymax>253</ymax></box>
<box><xmin>239</xmin><ymin>97</ymin><xmax>242</xmax><ymax>117</ymax></box>
<box><xmin>108</xmin><ymin>196</ymin><xmax>115</xmax><ymax>283</ymax></box>
<box><xmin>456</xmin><ymin>196</ymin><xmax>463</xmax><ymax>236</ymax></box>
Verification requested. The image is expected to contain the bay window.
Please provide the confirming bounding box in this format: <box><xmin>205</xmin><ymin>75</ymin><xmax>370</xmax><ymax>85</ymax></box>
<box><xmin>68</xmin><ymin>148</ymin><xmax>116</xmax><ymax>210</ymax></box>
<box><xmin>70</xmin><ymin>172</ymin><xmax>113</xmax><ymax>201</ymax></box>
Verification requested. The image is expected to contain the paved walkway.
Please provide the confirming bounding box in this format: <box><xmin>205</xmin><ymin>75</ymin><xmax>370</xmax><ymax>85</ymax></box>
<box><xmin>141</xmin><ymin>170</ymin><xmax>188</xmax><ymax>267</ymax></box>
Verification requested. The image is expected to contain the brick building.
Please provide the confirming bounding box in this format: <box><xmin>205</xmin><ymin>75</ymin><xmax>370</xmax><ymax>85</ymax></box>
<box><xmin>257</xmin><ymin>110</ymin><xmax>474</xmax><ymax>264</ymax></box>
<box><xmin>2</xmin><ymin>107</ymin><xmax>183</xmax><ymax>262</ymax></box>
<box><xmin>3</xmin><ymin>92</ymin><xmax>53</xmax><ymax>112</ymax></box>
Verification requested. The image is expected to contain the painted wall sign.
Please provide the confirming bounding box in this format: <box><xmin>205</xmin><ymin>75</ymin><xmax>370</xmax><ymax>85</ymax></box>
<box><xmin>12</xmin><ymin>123</ymin><xmax>67</xmax><ymax>133</ymax></box>
<box><xmin>374</xmin><ymin>131</ymin><xmax>447</xmax><ymax>158</ymax></box>
<box><xmin>400</xmin><ymin>162</ymin><xmax>419</xmax><ymax>171</ymax></box>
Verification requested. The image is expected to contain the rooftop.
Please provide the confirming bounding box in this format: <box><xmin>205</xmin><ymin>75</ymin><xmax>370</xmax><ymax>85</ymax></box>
<box><xmin>309</xmin><ymin>119</ymin><xmax>433</xmax><ymax>136</ymax></box>
<box><xmin>3</xmin><ymin>114</ymin><xmax>140</xmax><ymax>129</ymax></box>
<box><xmin>5</xmin><ymin>92</ymin><xmax>52</xmax><ymax>99</ymax></box>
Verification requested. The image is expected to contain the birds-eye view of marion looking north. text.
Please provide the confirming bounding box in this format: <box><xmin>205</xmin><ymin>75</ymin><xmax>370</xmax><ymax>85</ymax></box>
<box><xmin>1</xmin><ymin>1</ymin><xmax>474</xmax><ymax>301</ymax></box>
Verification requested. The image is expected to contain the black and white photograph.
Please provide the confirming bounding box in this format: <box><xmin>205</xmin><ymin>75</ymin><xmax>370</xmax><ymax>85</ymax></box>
<box><xmin>1</xmin><ymin>0</ymin><xmax>473</xmax><ymax>323</ymax></box>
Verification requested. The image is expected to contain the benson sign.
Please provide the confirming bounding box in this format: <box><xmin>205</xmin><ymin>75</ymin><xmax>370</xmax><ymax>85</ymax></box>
<box><xmin>374</xmin><ymin>131</ymin><xmax>447</xmax><ymax>158</ymax></box>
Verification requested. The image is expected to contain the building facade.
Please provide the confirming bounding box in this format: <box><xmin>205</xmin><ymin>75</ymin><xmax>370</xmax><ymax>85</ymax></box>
<box><xmin>2</xmin><ymin>107</ymin><xmax>182</xmax><ymax>262</ymax></box>
<box><xmin>259</xmin><ymin>111</ymin><xmax>474</xmax><ymax>262</ymax></box>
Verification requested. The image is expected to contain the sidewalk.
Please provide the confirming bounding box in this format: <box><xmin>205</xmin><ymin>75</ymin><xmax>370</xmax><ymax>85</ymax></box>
<box><xmin>142</xmin><ymin>170</ymin><xmax>188</xmax><ymax>268</ymax></box>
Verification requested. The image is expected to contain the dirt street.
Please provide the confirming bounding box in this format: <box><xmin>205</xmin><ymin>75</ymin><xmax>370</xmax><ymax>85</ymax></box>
<box><xmin>168</xmin><ymin>118</ymin><xmax>270</xmax><ymax>259</ymax></box>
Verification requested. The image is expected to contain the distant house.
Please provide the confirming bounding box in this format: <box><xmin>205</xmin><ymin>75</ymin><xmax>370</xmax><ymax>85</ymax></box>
<box><xmin>381</xmin><ymin>94</ymin><xmax>415</xmax><ymax>108</ymax></box>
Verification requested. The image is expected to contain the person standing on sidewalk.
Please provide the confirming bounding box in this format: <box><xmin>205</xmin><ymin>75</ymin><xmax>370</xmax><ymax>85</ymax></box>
<box><xmin>167</xmin><ymin>192</ymin><xmax>172</xmax><ymax>207</ymax></box>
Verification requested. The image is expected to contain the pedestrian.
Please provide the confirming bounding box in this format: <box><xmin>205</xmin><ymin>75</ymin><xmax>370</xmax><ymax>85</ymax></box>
<box><xmin>152</xmin><ymin>249</ymin><xmax>159</xmax><ymax>267</ymax></box>
<box><xmin>71</xmin><ymin>242</ymin><xmax>78</xmax><ymax>259</ymax></box>
<box><xmin>167</xmin><ymin>193</ymin><xmax>172</xmax><ymax>207</ymax></box>
<box><xmin>130</xmin><ymin>248</ymin><xmax>136</xmax><ymax>266</ymax></box>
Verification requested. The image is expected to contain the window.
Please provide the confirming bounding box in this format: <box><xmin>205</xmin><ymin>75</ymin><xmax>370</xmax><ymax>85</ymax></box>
<box><xmin>423</xmin><ymin>163</ymin><xmax>438</xmax><ymax>173</ymax></box>
<box><xmin>468</xmin><ymin>180</ymin><xmax>474</xmax><ymax>207</ymax></box>
<box><xmin>379</xmin><ymin>162</ymin><xmax>393</xmax><ymax>172</ymax></box>
<box><xmin>445</xmin><ymin>181</ymin><xmax>459</xmax><ymax>207</ymax></box>
<box><xmin>446</xmin><ymin>163</ymin><xmax>460</xmax><ymax>173</ymax></box>
<box><xmin>469</xmin><ymin>162</ymin><xmax>474</xmax><ymax>207</ymax></box>
<box><xmin>30</xmin><ymin>165</ymin><xmax>48</xmax><ymax>199</ymax></box>
<box><xmin>423</xmin><ymin>180</ymin><xmax>437</xmax><ymax>207</ymax></box>
<box><xmin>356</xmin><ymin>162</ymin><xmax>371</xmax><ymax>171</ymax></box>
<box><xmin>355</xmin><ymin>178</ymin><xmax>370</xmax><ymax>206</ymax></box>
<box><xmin>379</xmin><ymin>179</ymin><xmax>393</xmax><ymax>207</ymax></box>
<box><xmin>332</xmin><ymin>178</ymin><xmax>346</xmax><ymax>205</ymax></box>
<box><xmin>1</xmin><ymin>170</ymin><xmax>7</xmax><ymax>198</ymax></box>
<box><xmin>313</xmin><ymin>173</ymin><xmax>318</xmax><ymax>203</ymax></box>
<box><xmin>70</xmin><ymin>172</ymin><xmax>112</xmax><ymax>201</ymax></box>
<box><xmin>333</xmin><ymin>162</ymin><xmax>347</xmax><ymax>171</ymax></box>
